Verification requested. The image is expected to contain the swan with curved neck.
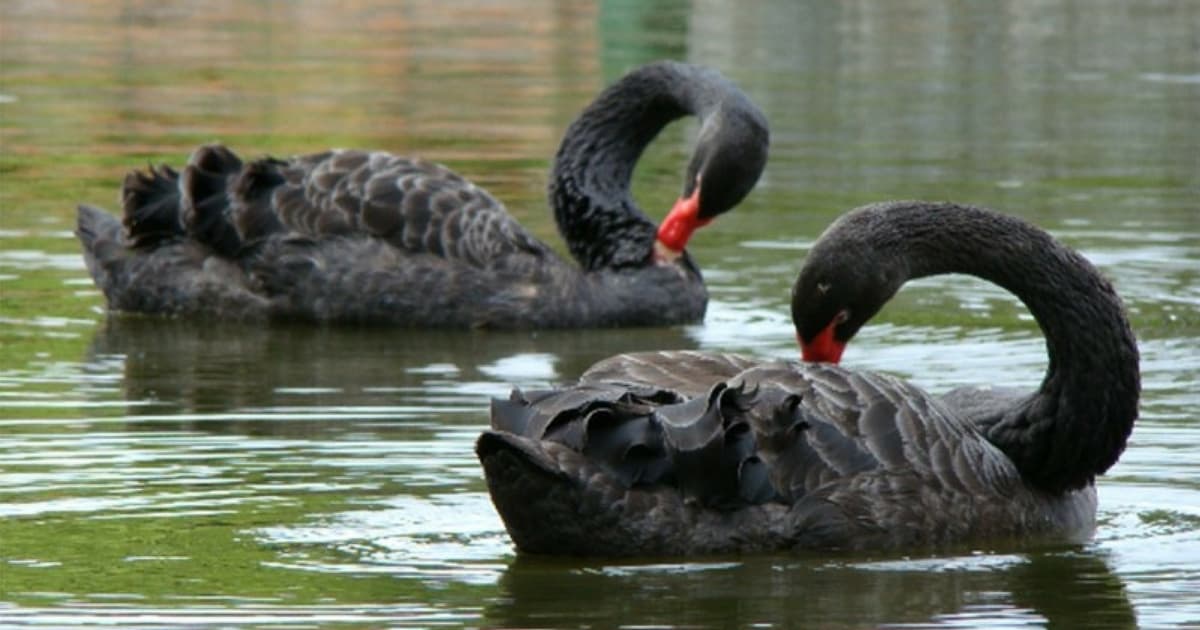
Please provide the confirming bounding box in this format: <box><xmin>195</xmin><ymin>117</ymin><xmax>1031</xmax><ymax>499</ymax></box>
<box><xmin>75</xmin><ymin>61</ymin><xmax>768</xmax><ymax>328</ymax></box>
<box><xmin>793</xmin><ymin>201</ymin><xmax>1140</xmax><ymax>494</ymax></box>
<box><xmin>477</xmin><ymin>201</ymin><xmax>1140</xmax><ymax>555</ymax></box>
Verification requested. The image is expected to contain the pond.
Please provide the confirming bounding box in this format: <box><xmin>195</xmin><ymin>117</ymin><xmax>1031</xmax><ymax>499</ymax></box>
<box><xmin>1</xmin><ymin>1</ymin><xmax>1198</xmax><ymax>627</ymax></box>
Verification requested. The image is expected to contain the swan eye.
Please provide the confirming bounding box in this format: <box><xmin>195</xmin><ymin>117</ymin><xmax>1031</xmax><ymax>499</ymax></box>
<box><xmin>835</xmin><ymin>309</ymin><xmax>850</xmax><ymax>324</ymax></box>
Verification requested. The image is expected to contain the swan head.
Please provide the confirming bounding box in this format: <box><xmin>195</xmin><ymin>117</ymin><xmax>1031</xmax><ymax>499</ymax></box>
<box><xmin>655</xmin><ymin>101</ymin><xmax>769</xmax><ymax>260</ymax></box>
<box><xmin>790</xmin><ymin>210</ymin><xmax>909</xmax><ymax>363</ymax></box>
<box><xmin>686</xmin><ymin>103</ymin><xmax>769</xmax><ymax>221</ymax></box>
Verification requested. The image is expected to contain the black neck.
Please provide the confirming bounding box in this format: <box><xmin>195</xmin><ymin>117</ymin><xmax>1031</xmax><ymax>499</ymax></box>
<box><xmin>548</xmin><ymin>61</ymin><xmax>752</xmax><ymax>271</ymax></box>
<box><xmin>874</xmin><ymin>202</ymin><xmax>1140</xmax><ymax>494</ymax></box>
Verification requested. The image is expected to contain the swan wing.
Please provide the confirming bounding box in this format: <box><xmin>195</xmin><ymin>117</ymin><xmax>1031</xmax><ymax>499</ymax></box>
<box><xmin>728</xmin><ymin>363</ymin><xmax>1019</xmax><ymax>500</ymax></box>
<box><xmin>116</xmin><ymin>144</ymin><xmax>554</xmax><ymax>271</ymax></box>
<box><xmin>579</xmin><ymin>350</ymin><xmax>762</xmax><ymax>398</ymax></box>
<box><xmin>224</xmin><ymin>146</ymin><xmax>554</xmax><ymax>270</ymax></box>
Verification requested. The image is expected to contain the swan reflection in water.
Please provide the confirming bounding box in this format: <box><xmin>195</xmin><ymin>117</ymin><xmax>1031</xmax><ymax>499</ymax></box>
<box><xmin>485</xmin><ymin>548</ymin><xmax>1136</xmax><ymax>629</ymax></box>
<box><xmin>82</xmin><ymin>316</ymin><xmax>700</xmax><ymax>436</ymax></box>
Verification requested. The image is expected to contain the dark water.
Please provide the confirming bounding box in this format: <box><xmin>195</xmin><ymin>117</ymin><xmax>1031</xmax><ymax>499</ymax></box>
<box><xmin>2</xmin><ymin>1</ymin><xmax>1198</xmax><ymax>627</ymax></box>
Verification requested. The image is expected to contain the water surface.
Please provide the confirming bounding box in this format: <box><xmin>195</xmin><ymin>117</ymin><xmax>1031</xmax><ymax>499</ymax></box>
<box><xmin>2</xmin><ymin>1</ymin><xmax>1198</xmax><ymax>628</ymax></box>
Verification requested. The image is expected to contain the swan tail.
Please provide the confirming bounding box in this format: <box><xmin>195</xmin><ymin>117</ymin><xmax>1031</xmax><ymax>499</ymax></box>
<box><xmin>476</xmin><ymin>430</ymin><xmax>669</xmax><ymax>556</ymax></box>
<box><xmin>76</xmin><ymin>204</ymin><xmax>129</xmax><ymax>300</ymax></box>
<box><xmin>478</xmin><ymin>382</ymin><xmax>786</xmax><ymax>555</ymax></box>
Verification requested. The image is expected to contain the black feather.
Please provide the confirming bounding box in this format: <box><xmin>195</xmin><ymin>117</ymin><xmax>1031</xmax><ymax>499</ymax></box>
<box><xmin>121</xmin><ymin>165</ymin><xmax>182</xmax><ymax>249</ymax></box>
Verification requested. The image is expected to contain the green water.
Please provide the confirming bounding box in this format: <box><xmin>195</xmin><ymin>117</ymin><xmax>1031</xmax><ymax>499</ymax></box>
<box><xmin>1</xmin><ymin>1</ymin><xmax>1198</xmax><ymax>627</ymax></box>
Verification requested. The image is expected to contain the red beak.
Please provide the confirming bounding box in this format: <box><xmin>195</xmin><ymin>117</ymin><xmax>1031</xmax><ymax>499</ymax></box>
<box><xmin>799</xmin><ymin>320</ymin><xmax>846</xmax><ymax>364</ymax></box>
<box><xmin>656</xmin><ymin>185</ymin><xmax>711</xmax><ymax>253</ymax></box>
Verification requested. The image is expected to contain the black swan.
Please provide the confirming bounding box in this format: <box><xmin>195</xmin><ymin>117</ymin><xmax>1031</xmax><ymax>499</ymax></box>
<box><xmin>476</xmin><ymin>201</ymin><xmax>1140</xmax><ymax>555</ymax></box>
<box><xmin>75</xmin><ymin>61</ymin><xmax>768</xmax><ymax>328</ymax></box>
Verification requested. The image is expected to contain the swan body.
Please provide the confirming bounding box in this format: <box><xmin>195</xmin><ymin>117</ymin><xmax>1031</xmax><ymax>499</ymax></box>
<box><xmin>76</xmin><ymin>61</ymin><xmax>768</xmax><ymax>328</ymax></box>
<box><xmin>477</xmin><ymin>201</ymin><xmax>1139</xmax><ymax>555</ymax></box>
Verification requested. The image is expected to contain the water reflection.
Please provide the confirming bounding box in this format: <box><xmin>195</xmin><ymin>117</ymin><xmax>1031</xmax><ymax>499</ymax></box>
<box><xmin>82</xmin><ymin>317</ymin><xmax>700</xmax><ymax>432</ymax></box>
<box><xmin>688</xmin><ymin>0</ymin><xmax>1200</xmax><ymax>205</ymax></box>
<box><xmin>486</xmin><ymin>548</ymin><xmax>1136</xmax><ymax>628</ymax></box>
